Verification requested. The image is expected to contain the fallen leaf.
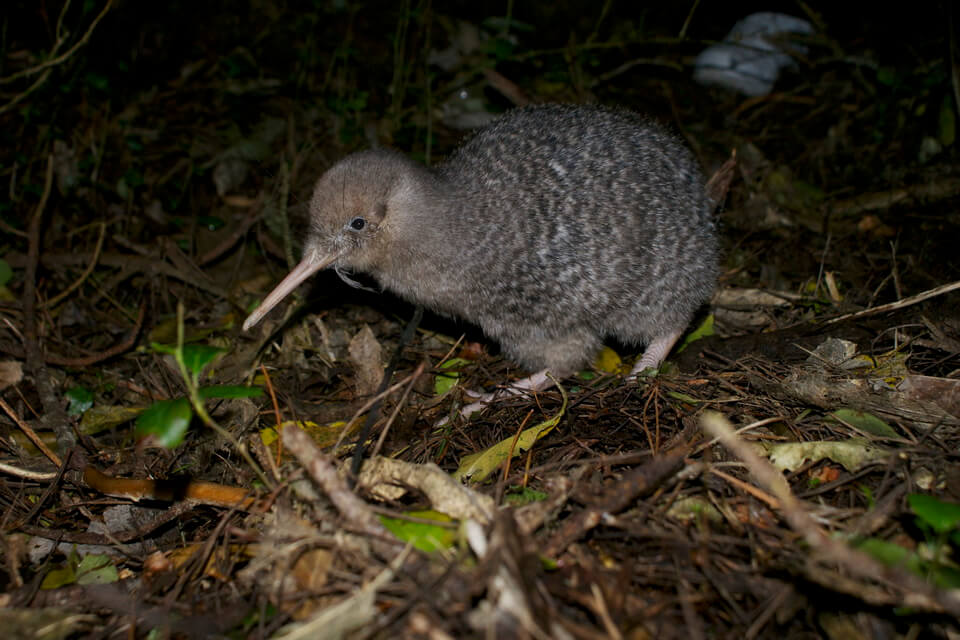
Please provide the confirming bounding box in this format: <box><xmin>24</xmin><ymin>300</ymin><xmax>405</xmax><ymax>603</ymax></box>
<box><xmin>768</xmin><ymin>438</ymin><xmax>889</xmax><ymax>472</ymax></box>
<box><xmin>454</xmin><ymin>385</ymin><xmax>567</xmax><ymax>483</ymax></box>
<box><xmin>348</xmin><ymin>325</ymin><xmax>383</xmax><ymax>397</ymax></box>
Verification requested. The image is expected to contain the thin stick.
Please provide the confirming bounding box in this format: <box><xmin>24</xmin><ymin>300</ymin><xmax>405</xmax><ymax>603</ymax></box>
<box><xmin>0</xmin><ymin>461</ymin><xmax>57</xmax><ymax>481</ymax></box>
<box><xmin>332</xmin><ymin>367</ymin><xmax>424</xmax><ymax>454</ymax></box>
<box><xmin>369</xmin><ymin>362</ymin><xmax>425</xmax><ymax>460</ymax></box>
<box><xmin>0</xmin><ymin>1</ymin><xmax>114</xmax><ymax>85</ymax></box>
<box><xmin>40</xmin><ymin>222</ymin><xmax>107</xmax><ymax>309</ymax></box>
<box><xmin>823</xmin><ymin>279</ymin><xmax>960</xmax><ymax>325</ymax></box>
<box><xmin>0</xmin><ymin>396</ymin><xmax>62</xmax><ymax>467</ymax></box>
<box><xmin>259</xmin><ymin>364</ymin><xmax>284</xmax><ymax>469</ymax></box>
<box><xmin>22</xmin><ymin>155</ymin><xmax>75</xmax><ymax>451</ymax></box>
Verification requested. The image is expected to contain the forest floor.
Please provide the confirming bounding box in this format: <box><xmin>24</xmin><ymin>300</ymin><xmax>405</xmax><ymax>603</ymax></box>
<box><xmin>2</xmin><ymin>2</ymin><xmax>960</xmax><ymax>638</ymax></box>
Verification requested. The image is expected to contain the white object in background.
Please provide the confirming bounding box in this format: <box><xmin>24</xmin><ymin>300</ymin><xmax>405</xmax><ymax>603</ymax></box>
<box><xmin>694</xmin><ymin>12</ymin><xmax>814</xmax><ymax>97</ymax></box>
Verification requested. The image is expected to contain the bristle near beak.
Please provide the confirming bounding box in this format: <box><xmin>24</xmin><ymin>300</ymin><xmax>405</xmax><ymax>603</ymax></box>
<box><xmin>242</xmin><ymin>251</ymin><xmax>339</xmax><ymax>331</ymax></box>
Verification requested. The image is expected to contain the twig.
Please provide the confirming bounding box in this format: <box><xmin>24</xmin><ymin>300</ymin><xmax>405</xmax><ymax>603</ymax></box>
<box><xmin>4</xmin><ymin>250</ymin><xmax>235</xmax><ymax>301</ymax></box>
<box><xmin>20</xmin><ymin>502</ymin><xmax>193</xmax><ymax>545</ymax></box>
<box><xmin>0</xmin><ymin>217</ymin><xmax>28</xmax><ymax>238</ymax></box>
<box><xmin>0</xmin><ymin>396</ymin><xmax>62</xmax><ymax>468</ymax></box>
<box><xmin>543</xmin><ymin>425</ymin><xmax>694</xmax><ymax>558</ymax></box>
<box><xmin>823</xmin><ymin>279</ymin><xmax>960</xmax><ymax>325</ymax></box>
<box><xmin>678</xmin><ymin>0</ymin><xmax>701</xmax><ymax>39</ymax></box>
<box><xmin>0</xmin><ymin>301</ymin><xmax>145</xmax><ymax>366</ymax></box>
<box><xmin>22</xmin><ymin>155</ymin><xmax>75</xmax><ymax>451</ymax></box>
<box><xmin>369</xmin><ymin>361</ymin><xmax>426</xmax><ymax>460</ymax></box>
<box><xmin>40</xmin><ymin>222</ymin><xmax>106</xmax><ymax>309</ymax></box>
<box><xmin>259</xmin><ymin>363</ymin><xmax>284</xmax><ymax>472</ymax></box>
<box><xmin>708</xmin><ymin>467</ymin><xmax>780</xmax><ymax>509</ymax></box>
<box><xmin>0</xmin><ymin>1</ymin><xmax>114</xmax><ymax>85</ymax></box>
<box><xmin>0</xmin><ymin>460</ymin><xmax>57</xmax><ymax>481</ymax></box>
<box><xmin>197</xmin><ymin>195</ymin><xmax>264</xmax><ymax>266</ymax></box>
<box><xmin>331</xmin><ymin>367</ymin><xmax>424</xmax><ymax>454</ymax></box>
<box><xmin>0</xmin><ymin>2</ymin><xmax>114</xmax><ymax>116</ymax></box>
<box><xmin>496</xmin><ymin>409</ymin><xmax>535</xmax><ymax>506</ymax></box>
<box><xmin>0</xmin><ymin>68</ymin><xmax>53</xmax><ymax>117</ymax></box>
<box><xmin>283</xmin><ymin>424</ymin><xmax>389</xmax><ymax>539</ymax></box>
<box><xmin>12</xmin><ymin>451</ymin><xmax>73</xmax><ymax>531</ymax></box>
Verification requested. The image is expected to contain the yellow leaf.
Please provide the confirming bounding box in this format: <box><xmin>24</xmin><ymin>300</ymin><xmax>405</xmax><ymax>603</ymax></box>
<box><xmin>261</xmin><ymin>420</ymin><xmax>364</xmax><ymax>453</ymax></box>
<box><xmin>454</xmin><ymin>384</ymin><xmax>567</xmax><ymax>483</ymax></box>
<box><xmin>593</xmin><ymin>347</ymin><xmax>623</xmax><ymax>374</ymax></box>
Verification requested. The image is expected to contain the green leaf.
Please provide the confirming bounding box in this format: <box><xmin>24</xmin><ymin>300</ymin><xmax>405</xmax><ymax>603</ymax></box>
<box><xmin>65</xmin><ymin>386</ymin><xmax>94</xmax><ymax>416</ymax></box>
<box><xmin>150</xmin><ymin>342</ymin><xmax>228</xmax><ymax>378</ymax></box>
<box><xmin>909</xmin><ymin>494</ymin><xmax>960</xmax><ymax>535</ymax></box>
<box><xmin>853</xmin><ymin>536</ymin><xmax>960</xmax><ymax>589</ymax></box>
<box><xmin>378</xmin><ymin>510</ymin><xmax>457</xmax><ymax>552</ymax></box>
<box><xmin>666</xmin><ymin>496</ymin><xmax>724</xmax><ymax>524</ymax></box>
<box><xmin>854</xmin><ymin>537</ymin><xmax>921</xmax><ymax>572</ymax></box>
<box><xmin>79</xmin><ymin>405</ymin><xmax>145</xmax><ymax>435</ymax></box>
<box><xmin>858</xmin><ymin>484</ymin><xmax>876</xmax><ymax>509</ymax></box>
<box><xmin>42</xmin><ymin>548</ymin><xmax>80</xmax><ymax>589</ymax></box>
<box><xmin>830</xmin><ymin>409</ymin><xmax>898</xmax><ymax>438</ymax></box>
<box><xmin>76</xmin><ymin>554</ymin><xmax>119</xmax><ymax>585</ymax></box>
<box><xmin>434</xmin><ymin>358</ymin><xmax>470</xmax><ymax>396</ymax></box>
<box><xmin>150</xmin><ymin>341</ymin><xmax>177</xmax><ymax>356</ymax></box>
<box><xmin>135</xmin><ymin>398</ymin><xmax>192</xmax><ymax>448</ymax></box>
<box><xmin>667</xmin><ymin>391</ymin><xmax>701</xmax><ymax>404</ymax></box>
<box><xmin>199</xmin><ymin>385</ymin><xmax>264</xmax><ymax>399</ymax></box>
<box><xmin>677</xmin><ymin>314</ymin><xmax>715</xmax><ymax>352</ymax></box>
<box><xmin>484</xmin><ymin>36</ymin><xmax>515</xmax><ymax>60</ymax></box>
<box><xmin>181</xmin><ymin>344</ymin><xmax>226</xmax><ymax>376</ymax></box>
<box><xmin>931</xmin><ymin>565</ymin><xmax>960</xmax><ymax>589</ymax></box>
<box><xmin>503</xmin><ymin>486</ymin><xmax>548</xmax><ymax>506</ymax></box>
<box><xmin>41</xmin><ymin>564</ymin><xmax>77</xmax><ymax>590</ymax></box>
<box><xmin>0</xmin><ymin>258</ymin><xmax>12</xmax><ymax>287</ymax></box>
<box><xmin>41</xmin><ymin>552</ymin><xmax>118</xmax><ymax>590</ymax></box>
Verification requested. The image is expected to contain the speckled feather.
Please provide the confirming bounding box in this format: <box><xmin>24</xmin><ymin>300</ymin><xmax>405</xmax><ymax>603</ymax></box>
<box><xmin>291</xmin><ymin>104</ymin><xmax>718</xmax><ymax>376</ymax></box>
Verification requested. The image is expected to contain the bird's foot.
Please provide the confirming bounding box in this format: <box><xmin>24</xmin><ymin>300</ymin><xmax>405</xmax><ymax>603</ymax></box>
<box><xmin>626</xmin><ymin>329</ymin><xmax>682</xmax><ymax>381</ymax></box>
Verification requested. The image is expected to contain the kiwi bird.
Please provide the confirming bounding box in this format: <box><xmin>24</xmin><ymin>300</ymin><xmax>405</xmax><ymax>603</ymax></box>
<box><xmin>243</xmin><ymin>104</ymin><xmax>718</xmax><ymax>398</ymax></box>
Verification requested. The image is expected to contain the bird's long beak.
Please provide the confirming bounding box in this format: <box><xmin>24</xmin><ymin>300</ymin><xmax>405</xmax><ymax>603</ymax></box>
<box><xmin>242</xmin><ymin>251</ymin><xmax>338</xmax><ymax>331</ymax></box>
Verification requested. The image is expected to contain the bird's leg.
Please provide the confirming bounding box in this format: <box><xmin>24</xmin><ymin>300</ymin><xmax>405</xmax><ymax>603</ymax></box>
<box><xmin>453</xmin><ymin>329</ymin><xmax>684</xmax><ymax>420</ymax></box>
<box><xmin>459</xmin><ymin>368</ymin><xmax>554</xmax><ymax>418</ymax></box>
<box><xmin>627</xmin><ymin>329</ymin><xmax>683</xmax><ymax>378</ymax></box>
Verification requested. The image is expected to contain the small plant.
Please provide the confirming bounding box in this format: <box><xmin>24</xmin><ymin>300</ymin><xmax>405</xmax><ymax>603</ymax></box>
<box><xmin>854</xmin><ymin>493</ymin><xmax>960</xmax><ymax>589</ymax></box>
<box><xmin>135</xmin><ymin>304</ymin><xmax>263</xmax><ymax>450</ymax></box>
<box><xmin>908</xmin><ymin>493</ymin><xmax>960</xmax><ymax>562</ymax></box>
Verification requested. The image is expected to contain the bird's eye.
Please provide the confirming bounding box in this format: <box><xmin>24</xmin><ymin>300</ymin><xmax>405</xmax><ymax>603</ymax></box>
<box><xmin>349</xmin><ymin>217</ymin><xmax>366</xmax><ymax>231</ymax></box>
